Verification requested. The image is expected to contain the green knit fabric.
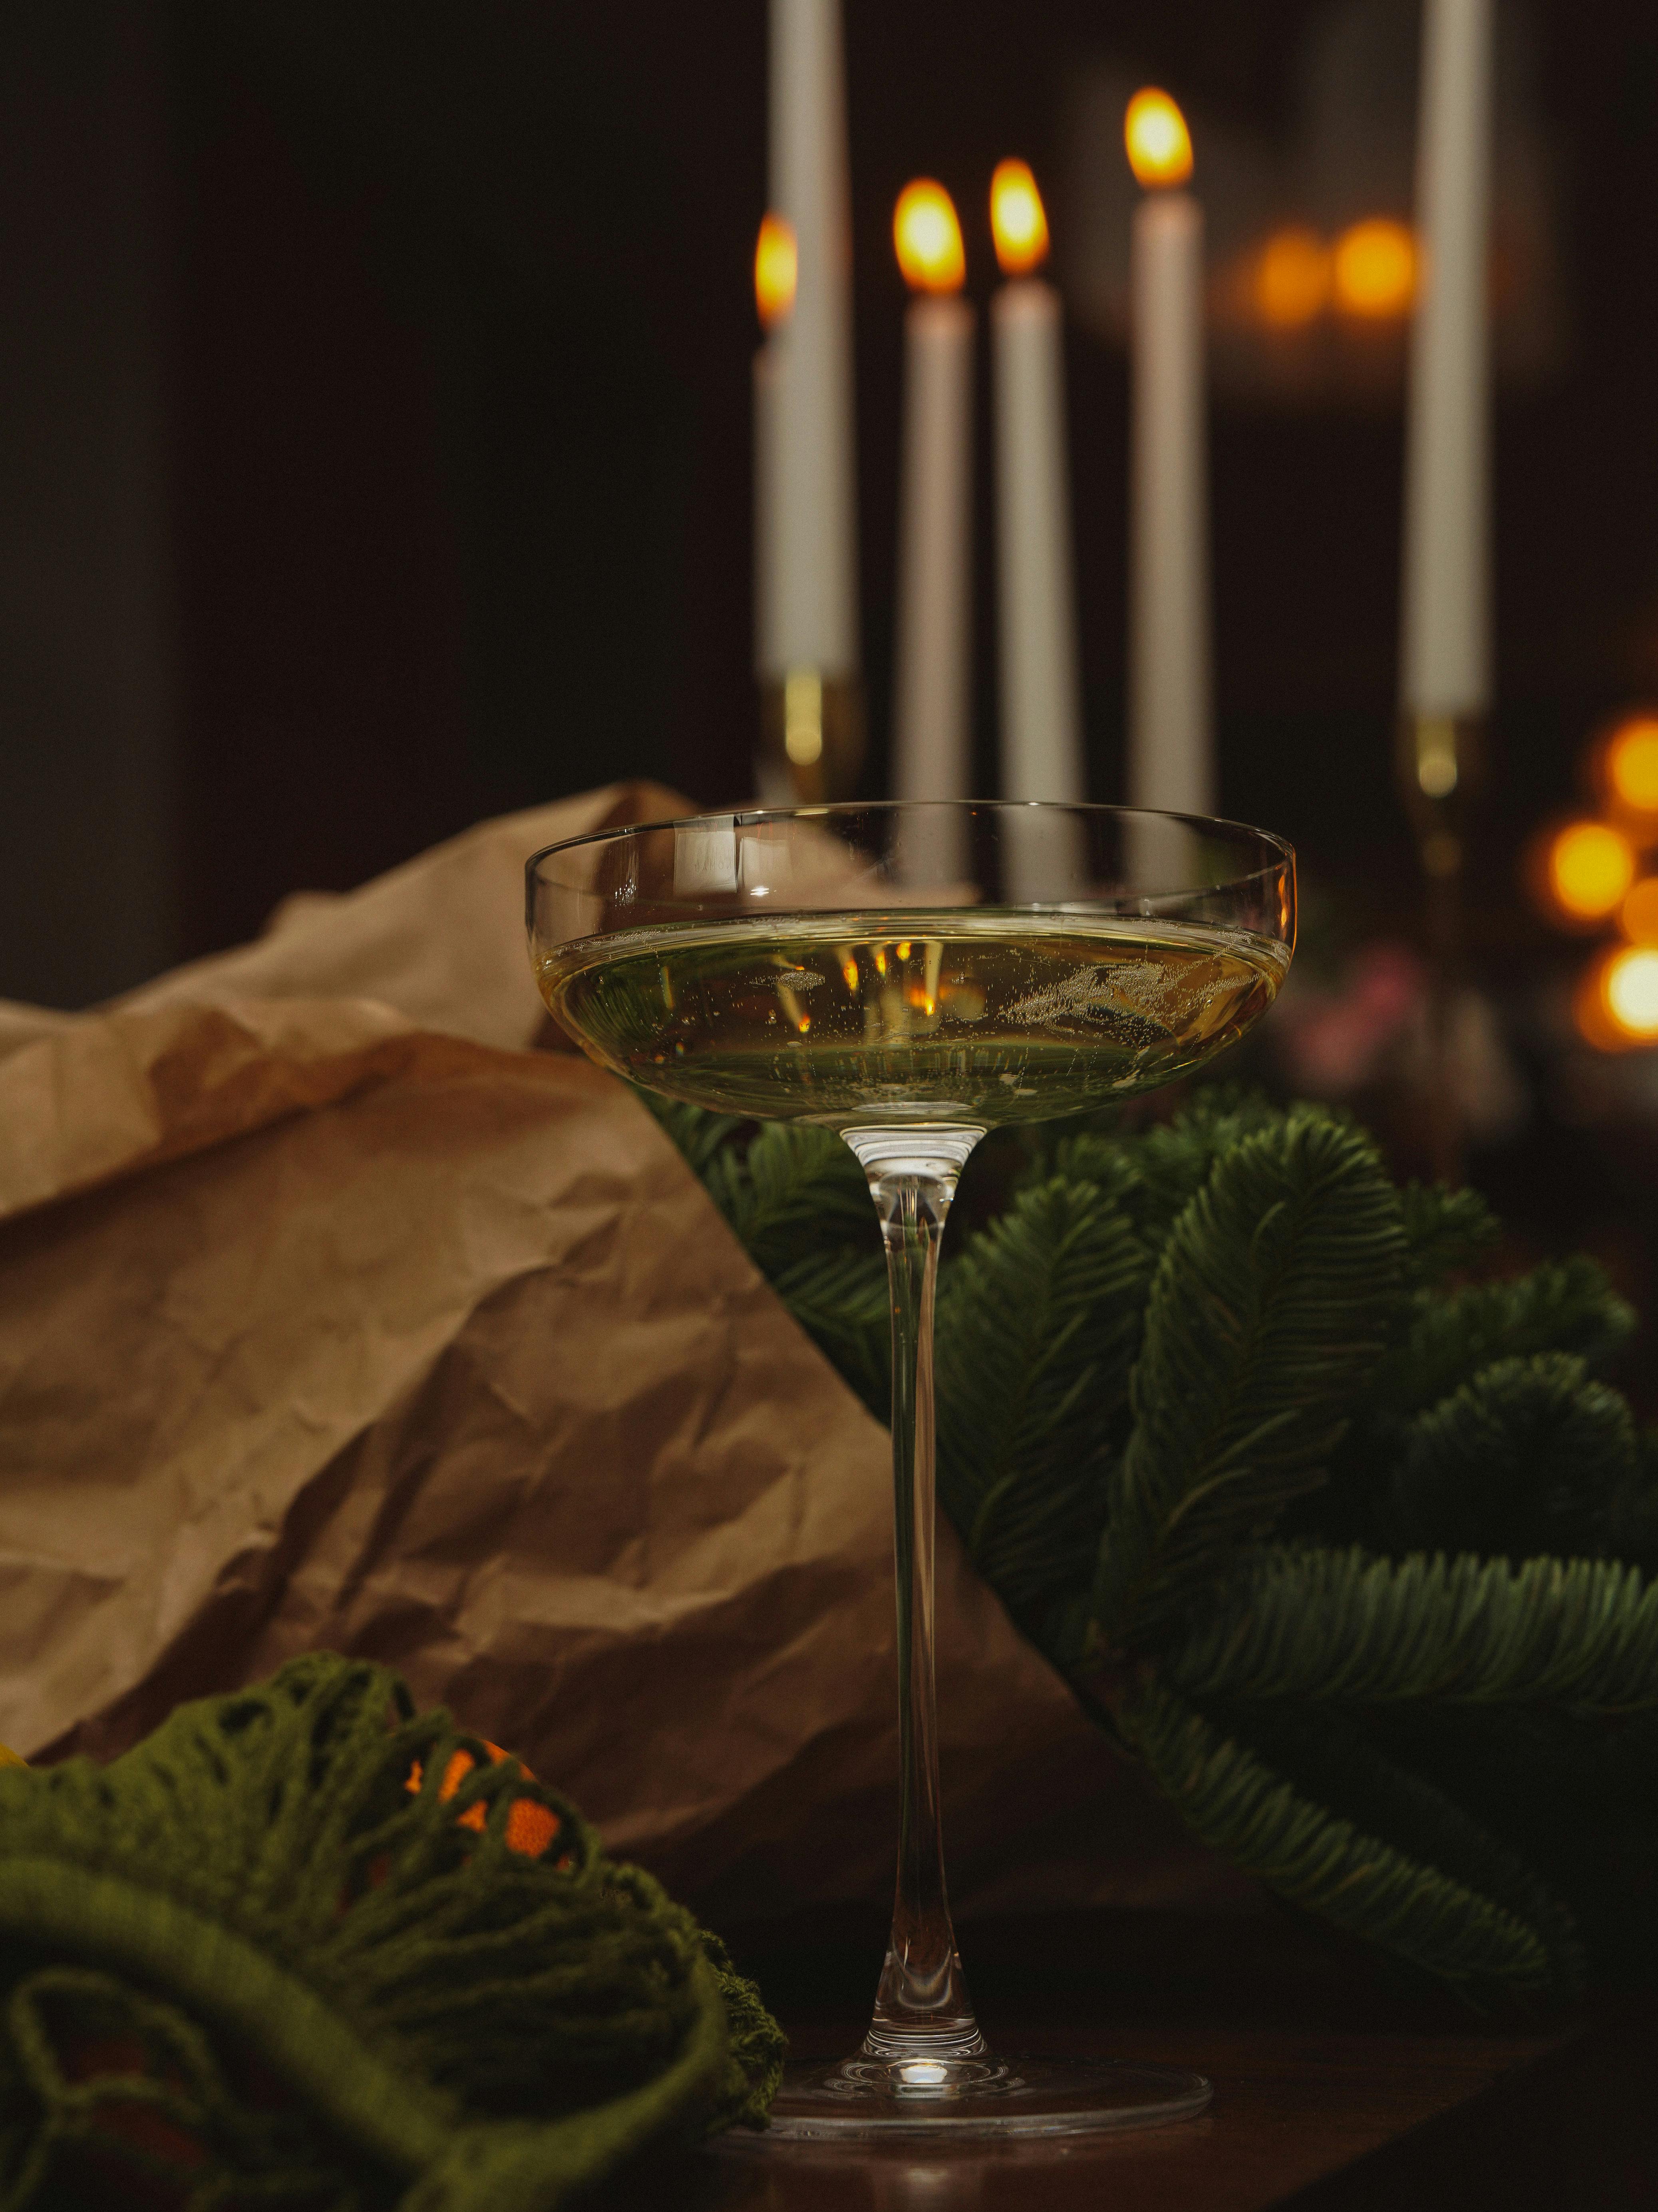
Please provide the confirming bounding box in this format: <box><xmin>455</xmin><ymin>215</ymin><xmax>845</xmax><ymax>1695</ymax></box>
<box><xmin>0</xmin><ymin>1654</ymin><xmax>784</xmax><ymax>2210</ymax></box>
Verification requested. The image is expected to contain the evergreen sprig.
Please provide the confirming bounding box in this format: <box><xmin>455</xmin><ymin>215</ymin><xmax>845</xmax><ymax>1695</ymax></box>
<box><xmin>647</xmin><ymin>1087</ymin><xmax>1658</xmax><ymax>2003</ymax></box>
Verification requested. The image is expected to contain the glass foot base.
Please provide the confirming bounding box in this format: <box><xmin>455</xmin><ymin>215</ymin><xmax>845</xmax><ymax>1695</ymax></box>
<box><xmin>715</xmin><ymin>2052</ymin><xmax>1213</xmax><ymax>2144</ymax></box>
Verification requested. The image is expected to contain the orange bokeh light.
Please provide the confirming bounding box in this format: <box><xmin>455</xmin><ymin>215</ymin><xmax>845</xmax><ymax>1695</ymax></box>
<box><xmin>1254</xmin><ymin>226</ymin><xmax>1330</xmax><ymax>328</ymax></box>
<box><xmin>1602</xmin><ymin>714</ymin><xmax>1658</xmax><ymax>815</ymax></box>
<box><xmin>1546</xmin><ymin>820</ymin><xmax>1636</xmax><ymax>922</ymax></box>
<box><xmin>990</xmin><ymin>159</ymin><xmax>1050</xmax><ymax>276</ymax></box>
<box><xmin>1622</xmin><ymin>877</ymin><xmax>1658</xmax><ymax>943</ymax></box>
<box><xmin>1606</xmin><ymin>947</ymin><xmax>1658</xmax><ymax>1037</ymax></box>
<box><xmin>894</xmin><ymin>180</ymin><xmax>966</xmax><ymax>294</ymax></box>
<box><xmin>1578</xmin><ymin>943</ymin><xmax>1658</xmax><ymax>1050</ymax></box>
<box><xmin>1332</xmin><ymin>218</ymin><xmax>1417</xmax><ymax>318</ymax></box>
<box><xmin>754</xmin><ymin>212</ymin><xmax>797</xmax><ymax>329</ymax></box>
<box><xmin>1124</xmin><ymin>89</ymin><xmax>1193</xmax><ymax>189</ymax></box>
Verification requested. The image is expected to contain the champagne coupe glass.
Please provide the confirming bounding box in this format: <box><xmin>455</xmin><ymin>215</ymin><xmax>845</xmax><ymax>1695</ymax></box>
<box><xmin>527</xmin><ymin>801</ymin><xmax>1295</xmax><ymax>2140</ymax></box>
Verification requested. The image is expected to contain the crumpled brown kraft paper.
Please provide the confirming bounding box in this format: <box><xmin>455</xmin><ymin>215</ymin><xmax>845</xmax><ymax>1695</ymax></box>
<box><xmin>0</xmin><ymin>785</ymin><xmax>1243</xmax><ymax>1922</ymax></box>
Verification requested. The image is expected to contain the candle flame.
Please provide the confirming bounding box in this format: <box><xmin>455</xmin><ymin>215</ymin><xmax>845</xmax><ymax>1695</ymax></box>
<box><xmin>1546</xmin><ymin>820</ymin><xmax>1635</xmax><ymax>923</ymax></box>
<box><xmin>894</xmin><ymin>180</ymin><xmax>966</xmax><ymax>294</ymax></box>
<box><xmin>1332</xmin><ymin>218</ymin><xmax>1416</xmax><ymax>318</ymax></box>
<box><xmin>990</xmin><ymin>159</ymin><xmax>1050</xmax><ymax>276</ymax></box>
<box><xmin>754</xmin><ymin>212</ymin><xmax>797</xmax><ymax>329</ymax></box>
<box><xmin>1124</xmin><ymin>89</ymin><xmax>1193</xmax><ymax>189</ymax></box>
<box><xmin>1601</xmin><ymin>714</ymin><xmax>1658</xmax><ymax>814</ymax></box>
<box><xmin>1254</xmin><ymin>226</ymin><xmax>1330</xmax><ymax>328</ymax></box>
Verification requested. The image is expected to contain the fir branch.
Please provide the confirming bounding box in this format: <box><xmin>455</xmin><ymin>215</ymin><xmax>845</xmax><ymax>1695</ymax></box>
<box><xmin>934</xmin><ymin>1176</ymin><xmax>1149</xmax><ymax>1622</ymax></box>
<box><xmin>1361</xmin><ymin>1702</ymin><xmax>1658</xmax><ymax>1982</ymax></box>
<box><xmin>1123</xmin><ymin>1676</ymin><xmax>1566</xmax><ymax>1995</ymax></box>
<box><xmin>1095</xmin><ymin>1111</ymin><xmax>1407</xmax><ymax>1642</ymax></box>
<box><xmin>772</xmin><ymin>1248</ymin><xmax>891</xmax><ymax>1423</ymax></box>
<box><xmin>1400</xmin><ymin>1181</ymin><xmax>1501</xmax><ymax>1285</ymax></box>
<box><xmin>1610</xmin><ymin>1429</ymin><xmax>1658</xmax><ymax>1578</ymax></box>
<box><xmin>1111</xmin><ymin>1089</ymin><xmax>1292</xmax><ymax>1255</ymax></box>
<box><xmin>1169</xmin><ymin>1544</ymin><xmax>1658</xmax><ymax>1710</ymax></box>
<box><xmin>638</xmin><ymin>1093</ymin><xmax>744</xmax><ymax>1180</ymax></box>
<box><xmin>1375</xmin><ymin>1352</ymin><xmax>1638</xmax><ymax>1563</ymax></box>
<box><xmin>700</xmin><ymin>1120</ymin><xmax>875</xmax><ymax>1278</ymax></box>
<box><xmin>1217</xmin><ymin>1700</ymin><xmax>1584</xmax><ymax>1994</ymax></box>
<box><xmin>1299</xmin><ymin>1271</ymin><xmax>1639</xmax><ymax>1553</ymax></box>
<box><xmin>1368</xmin><ymin>1262</ymin><xmax>1636</xmax><ymax>1426</ymax></box>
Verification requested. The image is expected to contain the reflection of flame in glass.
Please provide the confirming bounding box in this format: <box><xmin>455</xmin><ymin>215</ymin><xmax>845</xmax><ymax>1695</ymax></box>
<box><xmin>1603</xmin><ymin>715</ymin><xmax>1658</xmax><ymax>814</ymax></box>
<box><xmin>894</xmin><ymin>180</ymin><xmax>965</xmax><ymax>294</ymax></box>
<box><xmin>1332</xmin><ymin>218</ymin><xmax>1417</xmax><ymax>318</ymax></box>
<box><xmin>754</xmin><ymin>212</ymin><xmax>797</xmax><ymax>329</ymax></box>
<box><xmin>990</xmin><ymin>159</ymin><xmax>1050</xmax><ymax>275</ymax></box>
<box><xmin>1123</xmin><ymin>88</ymin><xmax>1193</xmax><ymax>189</ymax></box>
<box><xmin>1255</xmin><ymin>226</ymin><xmax>1330</xmax><ymax>328</ymax></box>
<box><xmin>1548</xmin><ymin>821</ymin><xmax>1635</xmax><ymax>921</ymax></box>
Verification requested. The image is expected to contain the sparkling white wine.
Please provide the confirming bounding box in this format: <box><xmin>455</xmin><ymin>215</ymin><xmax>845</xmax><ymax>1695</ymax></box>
<box><xmin>537</xmin><ymin>910</ymin><xmax>1286</xmax><ymax>1129</ymax></box>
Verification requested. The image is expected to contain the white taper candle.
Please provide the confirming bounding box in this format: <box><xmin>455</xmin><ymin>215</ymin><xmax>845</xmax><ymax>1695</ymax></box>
<box><xmin>892</xmin><ymin>180</ymin><xmax>974</xmax><ymax>807</ymax></box>
<box><xmin>766</xmin><ymin>0</ymin><xmax>859</xmax><ymax>685</ymax></box>
<box><xmin>990</xmin><ymin>161</ymin><xmax>1083</xmax><ymax>804</ymax></box>
<box><xmin>1401</xmin><ymin>0</ymin><xmax>1493</xmax><ymax>721</ymax></box>
<box><xmin>1125</xmin><ymin>88</ymin><xmax>1213</xmax><ymax>820</ymax></box>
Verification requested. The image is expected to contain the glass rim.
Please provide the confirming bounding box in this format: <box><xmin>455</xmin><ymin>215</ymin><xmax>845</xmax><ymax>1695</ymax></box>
<box><xmin>526</xmin><ymin>799</ymin><xmax>1295</xmax><ymax>900</ymax></box>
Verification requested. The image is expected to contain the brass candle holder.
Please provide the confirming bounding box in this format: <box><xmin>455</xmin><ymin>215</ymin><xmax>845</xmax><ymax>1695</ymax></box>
<box><xmin>757</xmin><ymin>669</ymin><xmax>867</xmax><ymax>804</ymax></box>
<box><xmin>1396</xmin><ymin>709</ymin><xmax>1485</xmax><ymax>1183</ymax></box>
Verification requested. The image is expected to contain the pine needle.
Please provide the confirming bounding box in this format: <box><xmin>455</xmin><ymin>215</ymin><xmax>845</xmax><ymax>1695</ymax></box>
<box><xmin>1171</xmin><ymin>1544</ymin><xmax>1658</xmax><ymax>1710</ymax></box>
<box><xmin>1124</xmin><ymin>1676</ymin><xmax>1567</xmax><ymax>1996</ymax></box>
<box><xmin>934</xmin><ymin>1176</ymin><xmax>1149</xmax><ymax>1620</ymax></box>
<box><xmin>1095</xmin><ymin>1111</ymin><xmax>1408</xmax><ymax>1640</ymax></box>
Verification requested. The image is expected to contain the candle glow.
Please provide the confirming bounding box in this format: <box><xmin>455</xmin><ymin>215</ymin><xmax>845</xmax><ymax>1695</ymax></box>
<box><xmin>1546</xmin><ymin>820</ymin><xmax>1636</xmax><ymax>923</ymax></box>
<box><xmin>894</xmin><ymin>181</ymin><xmax>965</xmax><ymax>294</ymax></box>
<box><xmin>1124</xmin><ymin>89</ymin><xmax>1193</xmax><ymax>191</ymax></box>
<box><xmin>1333</xmin><ymin>218</ymin><xmax>1417</xmax><ymax>319</ymax></box>
<box><xmin>1602</xmin><ymin>715</ymin><xmax>1658</xmax><ymax>814</ymax></box>
<box><xmin>990</xmin><ymin>159</ymin><xmax>1050</xmax><ymax>276</ymax></box>
<box><xmin>754</xmin><ymin>211</ymin><xmax>798</xmax><ymax>329</ymax></box>
<box><xmin>1579</xmin><ymin>943</ymin><xmax>1658</xmax><ymax>1048</ymax></box>
<box><xmin>1622</xmin><ymin>878</ymin><xmax>1658</xmax><ymax>943</ymax></box>
<box><xmin>1255</xmin><ymin>226</ymin><xmax>1331</xmax><ymax>328</ymax></box>
<box><xmin>1607</xmin><ymin>947</ymin><xmax>1658</xmax><ymax>1036</ymax></box>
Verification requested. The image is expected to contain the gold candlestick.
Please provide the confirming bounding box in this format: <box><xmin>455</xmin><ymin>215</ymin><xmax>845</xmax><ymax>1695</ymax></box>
<box><xmin>1397</xmin><ymin>709</ymin><xmax>1484</xmax><ymax>1184</ymax></box>
<box><xmin>758</xmin><ymin>668</ymin><xmax>867</xmax><ymax>802</ymax></box>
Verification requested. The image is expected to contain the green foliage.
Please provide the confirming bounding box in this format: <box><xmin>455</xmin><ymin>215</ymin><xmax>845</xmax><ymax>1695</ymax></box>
<box><xmin>1123</xmin><ymin>1676</ymin><xmax>1567</xmax><ymax>1994</ymax></box>
<box><xmin>1170</xmin><ymin>1545</ymin><xmax>1658</xmax><ymax>1709</ymax></box>
<box><xmin>1095</xmin><ymin>1113</ymin><xmax>1407</xmax><ymax>1640</ymax></box>
<box><xmin>644</xmin><ymin>1096</ymin><xmax>873</xmax><ymax>1279</ymax></box>
<box><xmin>646</xmin><ymin>1084</ymin><xmax>1658</xmax><ymax>2005</ymax></box>
<box><xmin>771</xmin><ymin>1247</ymin><xmax>891</xmax><ymax>1422</ymax></box>
<box><xmin>1382</xmin><ymin>1354</ymin><xmax>1640</xmax><ymax>1564</ymax></box>
<box><xmin>1399</xmin><ymin>1180</ymin><xmax>1502</xmax><ymax>1284</ymax></box>
<box><xmin>934</xmin><ymin>1177</ymin><xmax>1148</xmax><ymax>1628</ymax></box>
<box><xmin>1209</xmin><ymin>1698</ymin><xmax>1585</xmax><ymax>1993</ymax></box>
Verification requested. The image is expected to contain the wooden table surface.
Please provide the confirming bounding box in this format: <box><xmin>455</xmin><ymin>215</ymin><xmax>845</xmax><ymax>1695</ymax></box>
<box><xmin>599</xmin><ymin>1907</ymin><xmax>1656</xmax><ymax>2211</ymax></box>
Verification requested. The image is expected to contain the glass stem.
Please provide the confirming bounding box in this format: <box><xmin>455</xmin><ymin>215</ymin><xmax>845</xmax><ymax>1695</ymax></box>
<box><xmin>843</xmin><ymin>1127</ymin><xmax>985</xmax><ymax>2063</ymax></box>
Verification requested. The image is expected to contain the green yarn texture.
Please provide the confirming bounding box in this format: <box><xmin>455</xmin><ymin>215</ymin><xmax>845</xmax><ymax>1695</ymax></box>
<box><xmin>0</xmin><ymin>1654</ymin><xmax>783</xmax><ymax>2210</ymax></box>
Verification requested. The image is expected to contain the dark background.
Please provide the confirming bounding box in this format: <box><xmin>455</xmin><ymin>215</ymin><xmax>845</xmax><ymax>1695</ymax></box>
<box><xmin>3</xmin><ymin>0</ymin><xmax>1658</xmax><ymax>1006</ymax></box>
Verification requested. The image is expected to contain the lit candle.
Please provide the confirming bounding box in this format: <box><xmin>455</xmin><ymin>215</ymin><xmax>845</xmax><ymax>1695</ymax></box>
<box><xmin>891</xmin><ymin>181</ymin><xmax>973</xmax><ymax>810</ymax></box>
<box><xmin>1399</xmin><ymin>0</ymin><xmax>1493</xmax><ymax>847</ymax></box>
<box><xmin>753</xmin><ymin>211</ymin><xmax>796</xmax><ymax>694</ymax></box>
<box><xmin>759</xmin><ymin>0</ymin><xmax>862</xmax><ymax>801</ymax></box>
<box><xmin>990</xmin><ymin>159</ymin><xmax>1083</xmax><ymax>804</ymax></box>
<box><xmin>1125</xmin><ymin>88</ymin><xmax>1214</xmax><ymax>819</ymax></box>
